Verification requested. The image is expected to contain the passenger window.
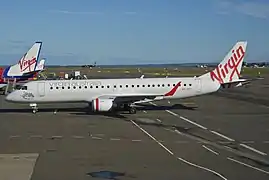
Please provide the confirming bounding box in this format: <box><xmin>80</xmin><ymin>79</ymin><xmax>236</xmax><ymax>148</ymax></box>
<box><xmin>119</xmin><ymin>85</ymin><xmax>122</xmax><ymax>88</ymax></box>
<box><xmin>157</xmin><ymin>84</ymin><xmax>160</xmax><ymax>87</ymax></box>
<box><xmin>79</xmin><ymin>86</ymin><xmax>82</xmax><ymax>89</ymax></box>
<box><xmin>189</xmin><ymin>84</ymin><xmax>192</xmax><ymax>86</ymax></box>
<box><xmin>168</xmin><ymin>84</ymin><xmax>170</xmax><ymax>87</ymax></box>
<box><xmin>96</xmin><ymin>86</ymin><xmax>98</xmax><ymax>88</ymax></box>
<box><xmin>137</xmin><ymin>85</ymin><xmax>139</xmax><ymax>88</ymax></box>
<box><xmin>56</xmin><ymin>87</ymin><xmax>59</xmax><ymax>89</ymax></box>
<box><xmin>101</xmin><ymin>86</ymin><xmax>104</xmax><ymax>88</ymax></box>
<box><xmin>142</xmin><ymin>85</ymin><xmax>145</xmax><ymax>87</ymax></box>
<box><xmin>132</xmin><ymin>85</ymin><xmax>134</xmax><ymax>88</ymax></box>
<box><xmin>162</xmin><ymin>84</ymin><xmax>165</xmax><ymax>87</ymax></box>
<box><xmin>148</xmin><ymin>85</ymin><xmax>150</xmax><ymax>87</ymax></box>
<box><xmin>173</xmin><ymin>84</ymin><xmax>175</xmax><ymax>87</ymax></box>
<box><xmin>126</xmin><ymin>85</ymin><xmax>128</xmax><ymax>88</ymax></box>
<box><xmin>68</xmin><ymin>87</ymin><xmax>70</xmax><ymax>89</ymax></box>
<box><xmin>152</xmin><ymin>84</ymin><xmax>155</xmax><ymax>87</ymax></box>
<box><xmin>114</xmin><ymin>85</ymin><xmax>116</xmax><ymax>88</ymax></box>
<box><xmin>184</xmin><ymin>84</ymin><xmax>186</xmax><ymax>86</ymax></box>
<box><xmin>85</xmin><ymin>86</ymin><xmax>87</xmax><ymax>89</ymax></box>
<box><xmin>90</xmin><ymin>86</ymin><xmax>93</xmax><ymax>88</ymax></box>
<box><xmin>107</xmin><ymin>85</ymin><xmax>110</xmax><ymax>88</ymax></box>
<box><xmin>62</xmin><ymin>87</ymin><xmax>64</xmax><ymax>89</ymax></box>
<box><xmin>73</xmin><ymin>86</ymin><xmax>76</xmax><ymax>89</ymax></box>
<box><xmin>50</xmin><ymin>87</ymin><xmax>53</xmax><ymax>90</ymax></box>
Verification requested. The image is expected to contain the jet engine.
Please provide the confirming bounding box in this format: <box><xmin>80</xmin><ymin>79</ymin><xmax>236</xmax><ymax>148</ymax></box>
<box><xmin>92</xmin><ymin>98</ymin><xmax>116</xmax><ymax>112</ymax></box>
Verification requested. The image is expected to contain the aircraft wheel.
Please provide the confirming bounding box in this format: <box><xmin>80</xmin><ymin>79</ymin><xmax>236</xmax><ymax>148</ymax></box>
<box><xmin>33</xmin><ymin>110</ymin><xmax>37</xmax><ymax>114</ymax></box>
<box><xmin>129</xmin><ymin>107</ymin><xmax>136</xmax><ymax>114</ymax></box>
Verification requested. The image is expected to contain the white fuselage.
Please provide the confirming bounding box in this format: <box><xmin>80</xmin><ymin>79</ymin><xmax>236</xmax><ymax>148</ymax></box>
<box><xmin>5</xmin><ymin>76</ymin><xmax>220</xmax><ymax>104</ymax></box>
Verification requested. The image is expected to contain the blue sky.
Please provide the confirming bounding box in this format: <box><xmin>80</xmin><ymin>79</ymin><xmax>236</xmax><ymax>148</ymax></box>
<box><xmin>0</xmin><ymin>0</ymin><xmax>269</xmax><ymax>65</ymax></box>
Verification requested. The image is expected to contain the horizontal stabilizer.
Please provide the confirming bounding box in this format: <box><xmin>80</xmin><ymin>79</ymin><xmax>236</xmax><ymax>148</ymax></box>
<box><xmin>220</xmin><ymin>78</ymin><xmax>262</xmax><ymax>88</ymax></box>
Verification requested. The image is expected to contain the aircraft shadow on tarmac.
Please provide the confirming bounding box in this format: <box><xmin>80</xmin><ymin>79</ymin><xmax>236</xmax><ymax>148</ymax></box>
<box><xmin>70</xmin><ymin>103</ymin><xmax>197</xmax><ymax>118</ymax></box>
<box><xmin>0</xmin><ymin>103</ymin><xmax>197</xmax><ymax>119</ymax></box>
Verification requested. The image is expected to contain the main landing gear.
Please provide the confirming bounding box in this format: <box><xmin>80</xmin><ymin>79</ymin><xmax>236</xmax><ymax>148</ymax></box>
<box><xmin>123</xmin><ymin>104</ymin><xmax>137</xmax><ymax>114</ymax></box>
<box><xmin>129</xmin><ymin>106</ymin><xmax>136</xmax><ymax>114</ymax></box>
<box><xmin>30</xmin><ymin>103</ymin><xmax>38</xmax><ymax>114</ymax></box>
<box><xmin>29</xmin><ymin>103</ymin><xmax>57</xmax><ymax>115</ymax></box>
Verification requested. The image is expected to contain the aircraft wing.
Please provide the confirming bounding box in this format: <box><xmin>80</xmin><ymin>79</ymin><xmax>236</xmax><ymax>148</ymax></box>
<box><xmin>96</xmin><ymin>93</ymin><xmax>163</xmax><ymax>104</ymax></box>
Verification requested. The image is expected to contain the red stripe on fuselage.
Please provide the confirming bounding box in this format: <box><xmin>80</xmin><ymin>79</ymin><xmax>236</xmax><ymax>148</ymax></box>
<box><xmin>95</xmin><ymin>98</ymin><xmax>99</xmax><ymax>111</ymax></box>
<box><xmin>164</xmin><ymin>81</ymin><xmax>181</xmax><ymax>96</ymax></box>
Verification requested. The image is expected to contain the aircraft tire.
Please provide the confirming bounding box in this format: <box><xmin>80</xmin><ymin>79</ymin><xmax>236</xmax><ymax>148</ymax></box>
<box><xmin>129</xmin><ymin>107</ymin><xmax>136</xmax><ymax>114</ymax></box>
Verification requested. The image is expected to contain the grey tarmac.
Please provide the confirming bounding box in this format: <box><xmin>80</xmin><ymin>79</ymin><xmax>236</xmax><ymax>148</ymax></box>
<box><xmin>0</xmin><ymin>73</ymin><xmax>269</xmax><ymax>180</ymax></box>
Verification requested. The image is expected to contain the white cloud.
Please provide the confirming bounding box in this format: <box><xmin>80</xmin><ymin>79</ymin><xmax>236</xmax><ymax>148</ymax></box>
<box><xmin>48</xmin><ymin>10</ymin><xmax>103</xmax><ymax>15</ymax></box>
<box><xmin>236</xmin><ymin>2</ymin><xmax>269</xmax><ymax>19</ymax></box>
<box><xmin>214</xmin><ymin>0</ymin><xmax>269</xmax><ymax>19</ymax></box>
<box><xmin>48</xmin><ymin>10</ymin><xmax>138</xmax><ymax>16</ymax></box>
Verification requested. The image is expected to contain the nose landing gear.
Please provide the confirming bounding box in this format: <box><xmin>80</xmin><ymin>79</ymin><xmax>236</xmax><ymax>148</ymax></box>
<box><xmin>30</xmin><ymin>103</ymin><xmax>38</xmax><ymax>114</ymax></box>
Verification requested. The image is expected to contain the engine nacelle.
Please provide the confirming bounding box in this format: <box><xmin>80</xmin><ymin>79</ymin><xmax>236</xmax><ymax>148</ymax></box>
<box><xmin>92</xmin><ymin>98</ymin><xmax>116</xmax><ymax>112</ymax></box>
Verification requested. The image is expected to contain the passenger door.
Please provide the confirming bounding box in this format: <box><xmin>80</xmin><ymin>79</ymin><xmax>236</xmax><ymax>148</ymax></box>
<box><xmin>37</xmin><ymin>82</ymin><xmax>45</xmax><ymax>97</ymax></box>
<box><xmin>195</xmin><ymin>78</ymin><xmax>201</xmax><ymax>92</ymax></box>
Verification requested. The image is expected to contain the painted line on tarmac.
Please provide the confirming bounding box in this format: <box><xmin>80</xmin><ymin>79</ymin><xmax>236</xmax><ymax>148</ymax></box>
<box><xmin>130</xmin><ymin>119</ymin><xmax>228</xmax><ymax>180</ymax></box>
<box><xmin>202</xmin><ymin>145</ymin><xmax>219</xmax><ymax>155</ymax></box>
<box><xmin>156</xmin><ymin>118</ymin><xmax>162</xmax><ymax>123</ymax></box>
<box><xmin>149</xmin><ymin>102</ymin><xmax>207</xmax><ymax>130</ymax></box>
<box><xmin>131</xmin><ymin>139</ymin><xmax>142</xmax><ymax>142</ymax></box>
<box><xmin>239</xmin><ymin>143</ymin><xmax>267</xmax><ymax>156</ymax></box>
<box><xmin>9</xmin><ymin>135</ymin><xmax>20</xmax><ymax>139</ymax></box>
<box><xmin>29</xmin><ymin>135</ymin><xmax>43</xmax><ymax>138</ymax></box>
<box><xmin>91</xmin><ymin>136</ymin><xmax>102</xmax><ymax>140</ymax></box>
<box><xmin>72</xmin><ymin>135</ymin><xmax>84</xmax><ymax>139</ymax></box>
<box><xmin>210</xmin><ymin>131</ymin><xmax>235</xmax><ymax>142</ymax></box>
<box><xmin>227</xmin><ymin>157</ymin><xmax>269</xmax><ymax>175</ymax></box>
<box><xmin>149</xmin><ymin>102</ymin><xmax>268</xmax><ymax>156</ymax></box>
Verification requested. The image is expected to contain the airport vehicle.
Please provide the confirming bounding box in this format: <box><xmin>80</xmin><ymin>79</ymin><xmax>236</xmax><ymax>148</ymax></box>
<box><xmin>0</xmin><ymin>42</ymin><xmax>44</xmax><ymax>90</ymax></box>
<box><xmin>5</xmin><ymin>41</ymin><xmax>248</xmax><ymax>114</ymax></box>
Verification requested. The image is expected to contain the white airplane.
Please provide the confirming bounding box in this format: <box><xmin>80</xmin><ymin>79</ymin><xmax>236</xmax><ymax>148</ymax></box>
<box><xmin>6</xmin><ymin>41</ymin><xmax>248</xmax><ymax>114</ymax></box>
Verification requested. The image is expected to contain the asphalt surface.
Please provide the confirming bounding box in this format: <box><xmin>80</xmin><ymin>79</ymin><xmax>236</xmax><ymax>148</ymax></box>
<box><xmin>0</xmin><ymin>75</ymin><xmax>269</xmax><ymax>180</ymax></box>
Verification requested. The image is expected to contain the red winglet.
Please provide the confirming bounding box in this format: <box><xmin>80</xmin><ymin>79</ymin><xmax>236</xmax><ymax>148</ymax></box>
<box><xmin>164</xmin><ymin>82</ymin><xmax>181</xmax><ymax>96</ymax></box>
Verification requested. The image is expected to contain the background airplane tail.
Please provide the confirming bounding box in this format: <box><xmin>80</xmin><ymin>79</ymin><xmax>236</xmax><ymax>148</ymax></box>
<box><xmin>199</xmin><ymin>41</ymin><xmax>247</xmax><ymax>84</ymax></box>
<box><xmin>17</xmin><ymin>41</ymin><xmax>42</xmax><ymax>74</ymax></box>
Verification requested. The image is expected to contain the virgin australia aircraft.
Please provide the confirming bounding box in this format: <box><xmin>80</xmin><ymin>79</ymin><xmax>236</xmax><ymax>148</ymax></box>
<box><xmin>6</xmin><ymin>41</ymin><xmax>248</xmax><ymax>114</ymax></box>
<box><xmin>0</xmin><ymin>42</ymin><xmax>44</xmax><ymax>89</ymax></box>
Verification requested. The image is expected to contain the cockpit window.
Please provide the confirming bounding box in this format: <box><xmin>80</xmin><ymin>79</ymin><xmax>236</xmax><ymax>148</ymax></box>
<box><xmin>14</xmin><ymin>85</ymin><xmax>27</xmax><ymax>90</ymax></box>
